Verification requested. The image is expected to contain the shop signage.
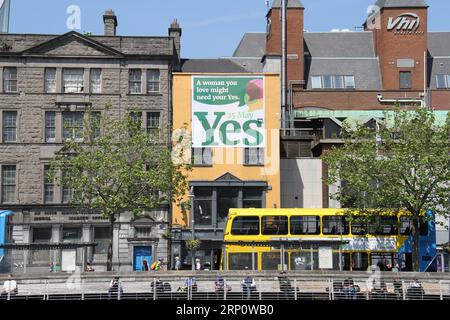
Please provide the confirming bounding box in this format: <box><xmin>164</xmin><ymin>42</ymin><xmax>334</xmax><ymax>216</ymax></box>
<box><xmin>192</xmin><ymin>76</ymin><xmax>265</xmax><ymax>148</ymax></box>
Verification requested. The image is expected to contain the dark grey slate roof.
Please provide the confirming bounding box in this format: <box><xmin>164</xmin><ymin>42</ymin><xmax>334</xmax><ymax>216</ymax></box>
<box><xmin>304</xmin><ymin>32</ymin><xmax>376</xmax><ymax>57</ymax></box>
<box><xmin>428</xmin><ymin>32</ymin><xmax>450</xmax><ymax>89</ymax></box>
<box><xmin>305</xmin><ymin>58</ymin><xmax>382</xmax><ymax>90</ymax></box>
<box><xmin>374</xmin><ymin>0</ymin><xmax>428</xmax><ymax>8</ymax></box>
<box><xmin>181</xmin><ymin>59</ymin><xmax>248</xmax><ymax>73</ymax></box>
<box><xmin>227</xmin><ymin>58</ymin><xmax>264</xmax><ymax>73</ymax></box>
<box><xmin>272</xmin><ymin>0</ymin><xmax>304</xmax><ymax>8</ymax></box>
<box><xmin>233</xmin><ymin>33</ymin><xmax>266</xmax><ymax>57</ymax></box>
<box><xmin>428</xmin><ymin>32</ymin><xmax>450</xmax><ymax>57</ymax></box>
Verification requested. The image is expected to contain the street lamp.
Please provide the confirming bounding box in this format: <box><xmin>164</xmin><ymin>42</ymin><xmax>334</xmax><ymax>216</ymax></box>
<box><xmin>189</xmin><ymin>186</ymin><xmax>195</xmax><ymax>271</ymax></box>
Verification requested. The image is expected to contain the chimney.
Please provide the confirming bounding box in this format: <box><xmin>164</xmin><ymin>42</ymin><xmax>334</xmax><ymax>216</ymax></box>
<box><xmin>169</xmin><ymin>19</ymin><xmax>182</xmax><ymax>58</ymax></box>
<box><xmin>103</xmin><ymin>9</ymin><xmax>118</xmax><ymax>36</ymax></box>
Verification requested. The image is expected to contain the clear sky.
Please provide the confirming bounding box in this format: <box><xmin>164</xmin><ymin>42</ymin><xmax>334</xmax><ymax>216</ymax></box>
<box><xmin>9</xmin><ymin>0</ymin><xmax>450</xmax><ymax>58</ymax></box>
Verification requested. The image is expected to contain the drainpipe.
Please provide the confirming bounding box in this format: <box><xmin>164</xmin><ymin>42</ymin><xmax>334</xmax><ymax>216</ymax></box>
<box><xmin>281</xmin><ymin>0</ymin><xmax>287</xmax><ymax>131</ymax></box>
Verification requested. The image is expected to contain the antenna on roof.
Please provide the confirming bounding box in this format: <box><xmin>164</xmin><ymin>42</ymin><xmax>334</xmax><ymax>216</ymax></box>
<box><xmin>265</xmin><ymin>0</ymin><xmax>270</xmax><ymax>9</ymax></box>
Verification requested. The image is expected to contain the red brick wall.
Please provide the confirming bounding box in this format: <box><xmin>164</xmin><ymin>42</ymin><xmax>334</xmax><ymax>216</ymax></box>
<box><xmin>266</xmin><ymin>7</ymin><xmax>304</xmax><ymax>83</ymax></box>
<box><xmin>293</xmin><ymin>90</ymin><xmax>450</xmax><ymax>110</ymax></box>
<box><xmin>372</xmin><ymin>8</ymin><xmax>428</xmax><ymax>91</ymax></box>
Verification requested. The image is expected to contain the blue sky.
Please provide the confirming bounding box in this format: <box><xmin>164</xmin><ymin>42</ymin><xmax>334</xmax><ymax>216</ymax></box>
<box><xmin>9</xmin><ymin>0</ymin><xmax>450</xmax><ymax>58</ymax></box>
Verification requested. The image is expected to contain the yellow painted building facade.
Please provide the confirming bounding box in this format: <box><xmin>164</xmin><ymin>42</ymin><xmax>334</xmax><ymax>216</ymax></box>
<box><xmin>171</xmin><ymin>73</ymin><xmax>280</xmax><ymax>269</ymax></box>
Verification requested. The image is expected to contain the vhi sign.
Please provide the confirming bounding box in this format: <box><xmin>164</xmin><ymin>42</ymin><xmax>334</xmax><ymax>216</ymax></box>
<box><xmin>387</xmin><ymin>12</ymin><xmax>420</xmax><ymax>31</ymax></box>
<box><xmin>192</xmin><ymin>76</ymin><xmax>265</xmax><ymax>148</ymax></box>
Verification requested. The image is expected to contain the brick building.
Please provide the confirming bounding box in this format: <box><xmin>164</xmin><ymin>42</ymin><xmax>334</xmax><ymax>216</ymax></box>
<box><xmin>228</xmin><ymin>0</ymin><xmax>449</xmax><ymax>246</ymax></box>
<box><xmin>0</xmin><ymin>11</ymin><xmax>181</xmax><ymax>272</ymax></box>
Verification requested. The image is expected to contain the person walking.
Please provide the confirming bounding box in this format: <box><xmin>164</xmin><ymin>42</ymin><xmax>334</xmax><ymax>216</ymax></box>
<box><xmin>108</xmin><ymin>276</ymin><xmax>123</xmax><ymax>299</ymax></box>
<box><xmin>142</xmin><ymin>259</ymin><xmax>149</xmax><ymax>271</ymax></box>
<box><xmin>174</xmin><ymin>256</ymin><xmax>182</xmax><ymax>271</ymax></box>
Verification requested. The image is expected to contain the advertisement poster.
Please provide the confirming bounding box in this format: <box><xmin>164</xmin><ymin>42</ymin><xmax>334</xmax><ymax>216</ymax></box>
<box><xmin>318</xmin><ymin>247</ymin><xmax>333</xmax><ymax>269</ymax></box>
<box><xmin>192</xmin><ymin>76</ymin><xmax>265</xmax><ymax>148</ymax></box>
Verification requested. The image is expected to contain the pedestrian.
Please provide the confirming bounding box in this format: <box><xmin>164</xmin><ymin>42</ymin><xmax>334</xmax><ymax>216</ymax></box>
<box><xmin>108</xmin><ymin>276</ymin><xmax>123</xmax><ymax>299</ymax></box>
<box><xmin>342</xmin><ymin>277</ymin><xmax>357</xmax><ymax>300</ymax></box>
<box><xmin>1</xmin><ymin>274</ymin><xmax>18</xmax><ymax>297</ymax></box>
<box><xmin>142</xmin><ymin>259</ymin><xmax>149</xmax><ymax>271</ymax></box>
<box><xmin>174</xmin><ymin>256</ymin><xmax>182</xmax><ymax>271</ymax></box>
<box><xmin>195</xmin><ymin>258</ymin><xmax>202</xmax><ymax>271</ymax></box>
<box><xmin>151</xmin><ymin>258</ymin><xmax>163</xmax><ymax>271</ymax></box>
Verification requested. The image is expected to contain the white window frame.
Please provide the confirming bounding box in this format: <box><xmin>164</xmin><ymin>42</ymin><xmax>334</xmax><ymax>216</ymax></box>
<box><xmin>147</xmin><ymin>69</ymin><xmax>160</xmax><ymax>93</ymax></box>
<box><xmin>311</xmin><ymin>76</ymin><xmax>322</xmax><ymax>89</ymax></box>
<box><xmin>344</xmin><ymin>75</ymin><xmax>356</xmax><ymax>89</ymax></box>
<box><xmin>44</xmin><ymin>68</ymin><xmax>57</xmax><ymax>93</ymax></box>
<box><xmin>192</xmin><ymin>148</ymin><xmax>212</xmax><ymax>166</ymax></box>
<box><xmin>244</xmin><ymin>148</ymin><xmax>265</xmax><ymax>166</ymax></box>
<box><xmin>129</xmin><ymin>69</ymin><xmax>142</xmax><ymax>94</ymax></box>
<box><xmin>45</xmin><ymin>111</ymin><xmax>56</xmax><ymax>143</ymax></box>
<box><xmin>63</xmin><ymin>68</ymin><xmax>85</xmax><ymax>93</ymax></box>
<box><xmin>90</xmin><ymin>69</ymin><xmax>102</xmax><ymax>94</ymax></box>
<box><xmin>1</xmin><ymin>165</ymin><xmax>17</xmax><ymax>204</ymax></box>
<box><xmin>43</xmin><ymin>165</ymin><xmax>55</xmax><ymax>203</ymax></box>
<box><xmin>2</xmin><ymin>111</ymin><xmax>17</xmax><ymax>143</ymax></box>
<box><xmin>62</xmin><ymin>111</ymin><xmax>85</xmax><ymax>142</ymax></box>
<box><xmin>3</xmin><ymin>67</ymin><xmax>17</xmax><ymax>93</ymax></box>
<box><xmin>436</xmin><ymin>74</ymin><xmax>448</xmax><ymax>89</ymax></box>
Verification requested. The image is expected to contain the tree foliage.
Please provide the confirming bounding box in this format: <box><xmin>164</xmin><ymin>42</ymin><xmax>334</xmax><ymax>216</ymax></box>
<box><xmin>49</xmin><ymin>105</ymin><xmax>191</xmax><ymax>270</ymax></box>
<box><xmin>323</xmin><ymin>107</ymin><xmax>450</xmax><ymax>271</ymax></box>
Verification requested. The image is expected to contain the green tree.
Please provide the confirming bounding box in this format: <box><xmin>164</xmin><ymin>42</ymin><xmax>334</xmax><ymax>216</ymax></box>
<box><xmin>49</xmin><ymin>105</ymin><xmax>191</xmax><ymax>271</ymax></box>
<box><xmin>323</xmin><ymin>107</ymin><xmax>450</xmax><ymax>271</ymax></box>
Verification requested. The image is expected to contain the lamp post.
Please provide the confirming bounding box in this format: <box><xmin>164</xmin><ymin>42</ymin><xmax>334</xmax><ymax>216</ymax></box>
<box><xmin>189</xmin><ymin>186</ymin><xmax>195</xmax><ymax>271</ymax></box>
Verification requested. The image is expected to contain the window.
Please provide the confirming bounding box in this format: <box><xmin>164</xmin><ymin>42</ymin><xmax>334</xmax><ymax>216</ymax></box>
<box><xmin>290</xmin><ymin>216</ymin><xmax>321</xmax><ymax>235</ymax></box>
<box><xmin>129</xmin><ymin>69</ymin><xmax>142</xmax><ymax>94</ymax></box>
<box><xmin>262</xmin><ymin>216</ymin><xmax>288</xmax><ymax>235</ymax></box>
<box><xmin>323</xmin><ymin>75</ymin><xmax>333</xmax><ymax>89</ymax></box>
<box><xmin>322</xmin><ymin>216</ymin><xmax>349</xmax><ymax>235</ymax></box>
<box><xmin>62</xmin><ymin>111</ymin><xmax>84</xmax><ymax>141</ymax></box>
<box><xmin>146</xmin><ymin>111</ymin><xmax>160</xmax><ymax>136</ymax></box>
<box><xmin>344</xmin><ymin>76</ymin><xmax>356</xmax><ymax>89</ymax></box>
<box><xmin>87</xmin><ymin>111</ymin><xmax>101</xmax><ymax>139</ymax></box>
<box><xmin>44</xmin><ymin>165</ymin><xmax>54</xmax><ymax>203</ymax></box>
<box><xmin>3</xmin><ymin>67</ymin><xmax>17</xmax><ymax>92</ymax></box>
<box><xmin>90</xmin><ymin>69</ymin><xmax>102</xmax><ymax>93</ymax></box>
<box><xmin>147</xmin><ymin>69</ymin><xmax>160</xmax><ymax>93</ymax></box>
<box><xmin>44</xmin><ymin>68</ymin><xmax>56</xmax><ymax>93</ymax></box>
<box><xmin>291</xmin><ymin>251</ymin><xmax>319</xmax><ymax>271</ymax></box>
<box><xmin>228</xmin><ymin>253</ymin><xmax>255</xmax><ymax>270</ymax></box>
<box><xmin>311</xmin><ymin>75</ymin><xmax>355</xmax><ymax>89</ymax></box>
<box><xmin>400</xmin><ymin>71</ymin><xmax>412</xmax><ymax>89</ymax></box>
<box><xmin>311</xmin><ymin>76</ymin><xmax>322</xmax><ymax>89</ymax></box>
<box><xmin>1</xmin><ymin>165</ymin><xmax>16</xmax><ymax>203</ymax></box>
<box><xmin>243</xmin><ymin>188</ymin><xmax>263</xmax><ymax>208</ymax></box>
<box><xmin>352</xmin><ymin>252</ymin><xmax>369</xmax><ymax>271</ymax></box>
<box><xmin>193</xmin><ymin>188</ymin><xmax>213</xmax><ymax>226</ymax></box>
<box><xmin>368</xmin><ymin>216</ymin><xmax>398</xmax><ymax>235</ymax></box>
<box><xmin>192</xmin><ymin>148</ymin><xmax>212</xmax><ymax>166</ymax></box>
<box><xmin>244</xmin><ymin>148</ymin><xmax>264</xmax><ymax>165</ymax></box>
<box><xmin>436</xmin><ymin>74</ymin><xmax>450</xmax><ymax>89</ymax></box>
<box><xmin>218</xmin><ymin>188</ymin><xmax>238</xmax><ymax>225</ymax></box>
<box><xmin>45</xmin><ymin>111</ymin><xmax>56</xmax><ymax>142</ymax></box>
<box><xmin>32</xmin><ymin>228</ymin><xmax>52</xmax><ymax>265</ymax></box>
<box><xmin>62</xmin><ymin>171</ymin><xmax>75</xmax><ymax>203</ymax></box>
<box><xmin>351</xmin><ymin>219</ymin><xmax>367</xmax><ymax>235</ymax></box>
<box><xmin>93</xmin><ymin>227</ymin><xmax>110</xmax><ymax>259</ymax></box>
<box><xmin>63</xmin><ymin>68</ymin><xmax>84</xmax><ymax>93</ymax></box>
<box><xmin>2</xmin><ymin>111</ymin><xmax>17</xmax><ymax>142</ymax></box>
<box><xmin>63</xmin><ymin>228</ymin><xmax>80</xmax><ymax>242</ymax></box>
<box><xmin>400</xmin><ymin>217</ymin><xmax>428</xmax><ymax>236</ymax></box>
<box><xmin>262</xmin><ymin>252</ymin><xmax>288</xmax><ymax>271</ymax></box>
<box><xmin>231</xmin><ymin>216</ymin><xmax>260</xmax><ymax>235</ymax></box>
<box><xmin>135</xmin><ymin>227</ymin><xmax>152</xmax><ymax>238</ymax></box>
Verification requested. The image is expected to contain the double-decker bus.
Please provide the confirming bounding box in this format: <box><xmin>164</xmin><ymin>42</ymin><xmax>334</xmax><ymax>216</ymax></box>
<box><xmin>222</xmin><ymin>208</ymin><xmax>436</xmax><ymax>272</ymax></box>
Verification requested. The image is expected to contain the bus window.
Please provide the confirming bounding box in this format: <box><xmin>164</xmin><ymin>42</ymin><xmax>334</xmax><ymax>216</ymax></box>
<box><xmin>290</xmin><ymin>216</ymin><xmax>320</xmax><ymax>235</ymax></box>
<box><xmin>351</xmin><ymin>220</ymin><xmax>367</xmax><ymax>235</ymax></box>
<box><xmin>231</xmin><ymin>216</ymin><xmax>260</xmax><ymax>235</ymax></box>
<box><xmin>322</xmin><ymin>216</ymin><xmax>349</xmax><ymax>235</ymax></box>
<box><xmin>261</xmin><ymin>252</ymin><xmax>288</xmax><ymax>270</ymax></box>
<box><xmin>371</xmin><ymin>252</ymin><xmax>395</xmax><ymax>271</ymax></box>
<box><xmin>291</xmin><ymin>251</ymin><xmax>319</xmax><ymax>270</ymax></box>
<box><xmin>369</xmin><ymin>216</ymin><xmax>398</xmax><ymax>235</ymax></box>
<box><xmin>228</xmin><ymin>253</ymin><xmax>255</xmax><ymax>270</ymax></box>
<box><xmin>399</xmin><ymin>217</ymin><xmax>412</xmax><ymax>235</ymax></box>
<box><xmin>352</xmin><ymin>252</ymin><xmax>369</xmax><ymax>271</ymax></box>
<box><xmin>419</xmin><ymin>221</ymin><xmax>428</xmax><ymax>236</ymax></box>
<box><xmin>399</xmin><ymin>217</ymin><xmax>429</xmax><ymax>236</ymax></box>
<box><xmin>262</xmin><ymin>216</ymin><xmax>288</xmax><ymax>235</ymax></box>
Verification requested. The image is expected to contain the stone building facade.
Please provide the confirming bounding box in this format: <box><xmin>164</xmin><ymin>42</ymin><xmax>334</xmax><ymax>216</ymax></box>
<box><xmin>0</xmin><ymin>11</ymin><xmax>181</xmax><ymax>273</ymax></box>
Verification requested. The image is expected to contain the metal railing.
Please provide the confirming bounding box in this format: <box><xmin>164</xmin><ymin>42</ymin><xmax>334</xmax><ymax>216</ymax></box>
<box><xmin>1</xmin><ymin>275</ymin><xmax>449</xmax><ymax>301</ymax></box>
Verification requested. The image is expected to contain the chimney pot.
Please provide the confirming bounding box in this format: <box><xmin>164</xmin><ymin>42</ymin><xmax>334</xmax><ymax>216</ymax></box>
<box><xmin>103</xmin><ymin>9</ymin><xmax>118</xmax><ymax>36</ymax></box>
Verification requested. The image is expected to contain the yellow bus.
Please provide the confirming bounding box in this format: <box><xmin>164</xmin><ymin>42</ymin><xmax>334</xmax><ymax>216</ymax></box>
<box><xmin>222</xmin><ymin>208</ymin><xmax>435</xmax><ymax>272</ymax></box>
